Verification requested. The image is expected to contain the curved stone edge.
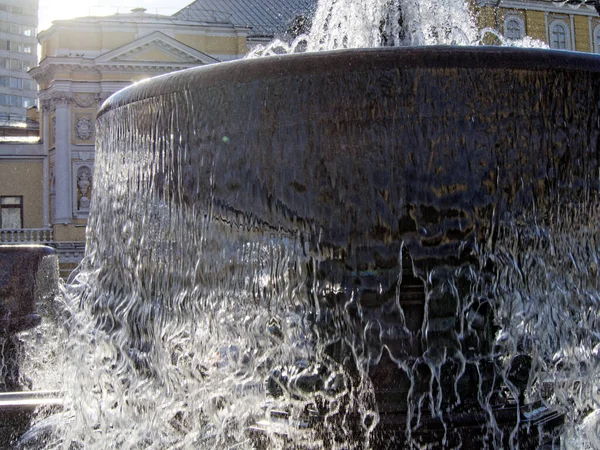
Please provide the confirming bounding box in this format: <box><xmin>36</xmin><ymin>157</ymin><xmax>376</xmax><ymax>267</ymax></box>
<box><xmin>98</xmin><ymin>46</ymin><xmax>600</xmax><ymax>117</ymax></box>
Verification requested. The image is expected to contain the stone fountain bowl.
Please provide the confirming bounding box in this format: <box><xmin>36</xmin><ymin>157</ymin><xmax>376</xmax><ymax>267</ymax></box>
<box><xmin>93</xmin><ymin>47</ymin><xmax>600</xmax><ymax>447</ymax></box>
<box><xmin>0</xmin><ymin>245</ymin><xmax>57</xmax><ymax>334</ymax></box>
<box><xmin>97</xmin><ymin>46</ymin><xmax>600</xmax><ymax>261</ymax></box>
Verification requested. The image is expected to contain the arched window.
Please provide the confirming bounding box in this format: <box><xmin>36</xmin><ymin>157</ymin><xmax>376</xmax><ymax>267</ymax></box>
<box><xmin>594</xmin><ymin>24</ymin><xmax>600</xmax><ymax>53</ymax></box>
<box><xmin>504</xmin><ymin>17</ymin><xmax>525</xmax><ymax>40</ymax></box>
<box><xmin>550</xmin><ymin>21</ymin><xmax>570</xmax><ymax>50</ymax></box>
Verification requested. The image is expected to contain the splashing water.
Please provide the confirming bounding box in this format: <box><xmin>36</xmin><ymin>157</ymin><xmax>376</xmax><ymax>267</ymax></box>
<box><xmin>306</xmin><ymin>0</ymin><xmax>477</xmax><ymax>49</ymax></box>
<box><xmin>19</xmin><ymin>1</ymin><xmax>600</xmax><ymax>450</ymax></box>
<box><xmin>249</xmin><ymin>0</ymin><xmax>479</xmax><ymax>56</ymax></box>
<box><xmin>247</xmin><ymin>0</ymin><xmax>546</xmax><ymax>57</ymax></box>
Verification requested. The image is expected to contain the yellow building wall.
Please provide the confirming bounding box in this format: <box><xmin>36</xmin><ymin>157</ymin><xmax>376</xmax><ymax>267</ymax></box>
<box><xmin>101</xmin><ymin>31</ymin><xmax>137</xmax><ymax>51</ymax></box>
<box><xmin>476</xmin><ymin>7</ymin><xmax>595</xmax><ymax>52</ymax></box>
<box><xmin>58</xmin><ymin>30</ymin><xmax>102</xmax><ymax>52</ymax></box>
<box><xmin>41</xmin><ymin>35</ymin><xmax>58</xmax><ymax>58</ymax></box>
<box><xmin>476</xmin><ymin>6</ymin><xmax>498</xmax><ymax>30</ymax></box>
<box><xmin>574</xmin><ymin>15</ymin><xmax>591</xmax><ymax>52</ymax></box>
<box><xmin>71</xmin><ymin>72</ymin><xmax>102</xmax><ymax>82</ymax></box>
<box><xmin>53</xmin><ymin>223</ymin><xmax>86</xmax><ymax>242</ymax></box>
<box><xmin>175</xmin><ymin>34</ymin><xmax>245</xmax><ymax>56</ymax></box>
<box><xmin>524</xmin><ymin>10</ymin><xmax>547</xmax><ymax>42</ymax></box>
<box><xmin>0</xmin><ymin>160</ymin><xmax>44</xmax><ymax>228</ymax></box>
<box><xmin>128</xmin><ymin>48</ymin><xmax>178</xmax><ymax>62</ymax></box>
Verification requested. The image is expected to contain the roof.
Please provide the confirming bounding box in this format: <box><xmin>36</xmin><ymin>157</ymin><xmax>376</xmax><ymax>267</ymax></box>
<box><xmin>173</xmin><ymin>0</ymin><xmax>317</xmax><ymax>38</ymax></box>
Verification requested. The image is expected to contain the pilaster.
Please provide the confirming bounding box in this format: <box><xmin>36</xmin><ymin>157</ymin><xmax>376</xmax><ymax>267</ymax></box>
<box><xmin>51</xmin><ymin>93</ymin><xmax>73</xmax><ymax>224</ymax></box>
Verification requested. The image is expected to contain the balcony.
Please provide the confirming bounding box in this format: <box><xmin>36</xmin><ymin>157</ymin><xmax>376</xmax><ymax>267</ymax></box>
<box><xmin>0</xmin><ymin>228</ymin><xmax>53</xmax><ymax>244</ymax></box>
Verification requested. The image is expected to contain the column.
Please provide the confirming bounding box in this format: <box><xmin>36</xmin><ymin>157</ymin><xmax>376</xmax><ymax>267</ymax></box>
<box><xmin>53</xmin><ymin>95</ymin><xmax>72</xmax><ymax>224</ymax></box>
<box><xmin>41</xmin><ymin>100</ymin><xmax>50</xmax><ymax>227</ymax></box>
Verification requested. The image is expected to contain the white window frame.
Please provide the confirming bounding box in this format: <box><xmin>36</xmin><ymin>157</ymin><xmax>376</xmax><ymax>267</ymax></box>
<box><xmin>504</xmin><ymin>16</ymin><xmax>525</xmax><ymax>41</ymax></box>
<box><xmin>549</xmin><ymin>20</ymin><xmax>571</xmax><ymax>50</ymax></box>
<box><xmin>593</xmin><ymin>24</ymin><xmax>600</xmax><ymax>54</ymax></box>
<box><xmin>0</xmin><ymin>196</ymin><xmax>23</xmax><ymax>229</ymax></box>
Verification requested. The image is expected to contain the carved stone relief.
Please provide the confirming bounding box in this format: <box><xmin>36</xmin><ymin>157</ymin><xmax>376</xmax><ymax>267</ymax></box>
<box><xmin>49</xmin><ymin>164</ymin><xmax>55</xmax><ymax>194</ymax></box>
<box><xmin>39</xmin><ymin>92</ymin><xmax>73</xmax><ymax>113</ymax></box>
<box><xmin>76</xmin><ymin>165</ymin><xmax>92</xmax><ymax>211</ymax></box>
<box><xmin>73</xmin><ymin>93</ymin><xmax>101</xmax><ymax>108</ymax></box>
<box><xmin>76</xmin><ymin>116</ymin><xmax>94</xmax><ymax>141</ymax></box>
<box><xmin>51</xmin><ymin>115</ymin><xmax>56</xmax><ymax>147</ymax></box>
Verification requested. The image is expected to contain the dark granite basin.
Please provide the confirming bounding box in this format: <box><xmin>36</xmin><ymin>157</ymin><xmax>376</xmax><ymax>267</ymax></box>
<box><xmin>0</xmin><ymin>245</ymin><xmax>57</xmax><ymax>335</ymax></box>
<box><xmin>95</xmin><ymin>47</ymin><xmax>600</xmax><ymax>447</ymax></box>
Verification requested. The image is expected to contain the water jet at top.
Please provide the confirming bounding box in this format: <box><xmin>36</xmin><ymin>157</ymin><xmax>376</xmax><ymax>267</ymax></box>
<box><xmin>24</xmin><ymin>0</ymin><xmax>600</xmax><ymax>449</ymax></box>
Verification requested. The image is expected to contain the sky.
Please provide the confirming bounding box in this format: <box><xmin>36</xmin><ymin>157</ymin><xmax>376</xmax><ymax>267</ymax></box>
<box><xmin>38</xmin><ymin>0</ymin><xmax>195</xmax><ymax>33</ymax></box>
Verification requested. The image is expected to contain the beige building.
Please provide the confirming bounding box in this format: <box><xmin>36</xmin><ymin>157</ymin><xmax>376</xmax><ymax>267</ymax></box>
<box><xmin>0</xmin><ymin>0</ymin><xmax>317</xmax><ymax>277</ymax></box>
<box><xmin>476</xmin><ymin>0</ymin><xmax>600</xmax><ymax>51</ymax></box>
<box><xmin>5</xmin><ymin>8</ymin><xmax>250</xmax><ymax>276</ymax></box>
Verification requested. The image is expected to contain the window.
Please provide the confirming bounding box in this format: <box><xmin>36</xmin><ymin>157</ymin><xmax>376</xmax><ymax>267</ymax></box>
<box><xmin>0</xmin><ymin>197</ymin><xmax>23</xmax><ymax>229</ymax></box>
<box><xmin>9</xmin><ymin>77</ymin><xmax>22</xmax><ymax>89</ymax></box>
<box><xmin>550</xmin><ymin>21</ymin><xmax>570</xmax><ymax>50</ymax></box>
<box><xmin>504</xmin><ymin>17</ymin><xmax>525</xmax><ymax>40</ymax></box>
<box><xmin>8</xmin><ymin>23</ymin><xmax>21</xmax><ymax>35</ymax></box>
<box><xmin>8</xmin><ymin>41</ymin><xmax>23</xmax><ymax>53</ymax></box>
<box><xmin>9</xmin><ymin>95</ymin><xmax>20</xmax><ymax>106</ymax></box>
<box><xmin>23</xmin><ymin>27</ymin><xmax>34</xmax><ymax>37</ymax></box>
<box><xmin>7</xmin><ymin>59</ymin><xmax>27</xmax><ymax>72</ymax></box>
<box><xmin>22</xmin><ymin>97</ymin><xmax>34</xmax><ymax>108</ymax></box>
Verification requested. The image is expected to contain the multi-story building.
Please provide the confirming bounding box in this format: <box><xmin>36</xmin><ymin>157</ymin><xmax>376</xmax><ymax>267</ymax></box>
<box><xmin>0</xmin><ymin>0</ymin><xmax>38</xmax><ymax>132</ymax></box>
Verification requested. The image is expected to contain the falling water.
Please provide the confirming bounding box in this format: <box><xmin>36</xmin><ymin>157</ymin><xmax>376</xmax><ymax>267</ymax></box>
<box><xmin>19</xmin><ymin>1</ymin><xmax>600</xmax><ymax>449</ymax></box>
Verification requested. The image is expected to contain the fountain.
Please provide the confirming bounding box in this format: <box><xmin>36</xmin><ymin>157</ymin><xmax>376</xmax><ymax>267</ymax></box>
<box><xmin>24</xmin><ymin>1</ymin><xmax>600</xmax><ymax>449</ymax></box>
<box><xmin>0</xmin><ymin>245</ymin><xmax>60</xmax><ymax>446</ymax></box>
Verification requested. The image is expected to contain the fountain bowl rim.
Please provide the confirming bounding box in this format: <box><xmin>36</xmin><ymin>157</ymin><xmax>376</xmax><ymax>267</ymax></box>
<box><xmin>98</xmin><ymin>45</ymin><xmax>600</xmax><ymax>117</ymax></box>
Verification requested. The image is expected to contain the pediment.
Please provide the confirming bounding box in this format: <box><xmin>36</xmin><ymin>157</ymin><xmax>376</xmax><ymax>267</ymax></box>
<box><xmin>95</xmin><ymin>31</ymin><xmax>218</xmax><ymax>65</ymax></box>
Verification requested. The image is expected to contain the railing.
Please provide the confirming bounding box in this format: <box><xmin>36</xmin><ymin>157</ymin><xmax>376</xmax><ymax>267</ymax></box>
<box><xmin>0</xmin><ymin>228</ymin><xmax>54</xmax><ymax>244</ymax></box>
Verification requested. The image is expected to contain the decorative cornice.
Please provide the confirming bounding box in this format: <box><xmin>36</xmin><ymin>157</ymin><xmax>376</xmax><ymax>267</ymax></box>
<box><xmin>40</xmin><ymin>92</ymin><xmax>73</xmax><ymax>112</ymax></box>
<box><xmin>118</xmin><ymin>40</ymin><xmax>199</xmax><ymax>63</ymax></box>
<box><xmin>72</xmin><ymin>93</ymin><xmax>103</xmax><ymax>108</ymax></box>
<box><xmin>31</xmin><ymin>58</ymin><xmax>206</xmax><ymax>86</ymax></box>
<box><xmin>499</xmin><ymin>0</ymin><xmax>599</xmax><ymax>16</ymax></box>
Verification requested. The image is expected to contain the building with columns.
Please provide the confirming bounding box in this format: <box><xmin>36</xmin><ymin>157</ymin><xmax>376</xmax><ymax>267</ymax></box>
<box><xmin>26</xmin><ymin>8</ymin><xmax>250</xmax><ymax>275</ymax></box>
<box><xmin>0</xmin><ymin>0</ymin><xmax>321</xmax><ymax>277</ymax></box>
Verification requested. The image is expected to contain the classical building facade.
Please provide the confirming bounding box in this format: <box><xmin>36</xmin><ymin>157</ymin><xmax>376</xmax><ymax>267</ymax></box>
<box><xmin>476</xmin><ymin>0</ymin><xmax>600</xmax><ymax>51</ymax></box>
<box><xmin>25</xmin><ymin>8</ymin><xmax>250</xmax><ymax>275</ymax></box>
